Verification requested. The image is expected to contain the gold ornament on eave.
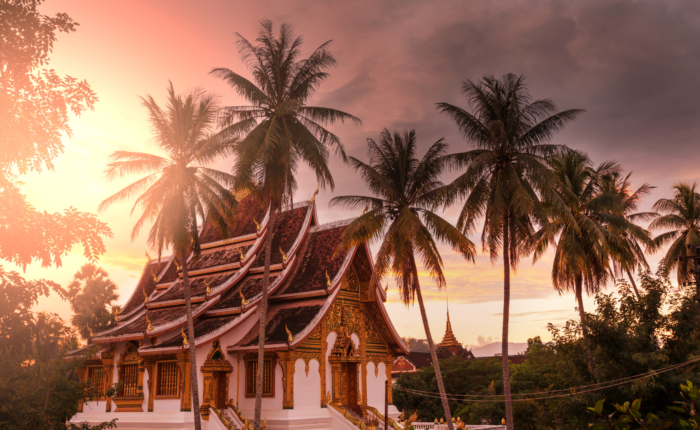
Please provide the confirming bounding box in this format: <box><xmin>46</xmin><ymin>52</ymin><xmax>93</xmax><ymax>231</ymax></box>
<box><xmin>113</xmin><ymin>306</ymin><xmax>120</xmax><ymax>322</ymax></box>
<box><xmin>152</xmin><ymin>273</ymin><xmax>158</xmax><ymax>283</ymax></box>
<box><xmin>326</xmin><ymin>270</ymin><xmax>332</xmax><ymax>287</ymax></box>
<box><xmin>205</xmin><ymin>280</ymin><xmax>211</xmax><ymax>294</ymax></box>
<box><xmin>280</xmin><ymin>247</ymin><xmax>288</xmax><ymax>262</ymax></box>
<box><xmin>146</xmin><ymin>315</ymin><xmax>152</xmax><ymax>331</ymax></box>
<box><xmin>362</xmin><ymin>203</ymin><xmax>369</xmax><ymax>215</ymax></box>
<box><xmin>286</xmin><ymin>325</ymin><xmax>294</xmax><ymax>342</ymax></box>
<box><xmin>86</xmin><ymin>325</ymin><xmax>94</xmax><ymax>337</ymax></box>
<box><xmin>309</xmin><ymin>187</ymin><xmax>319</xmax><ymax>203</ymax></box>
<box><xmin>181</xmin><ymin>327</ymin><xmax>188</xmax><ymax>345</ymax></box>
<box><xmin>238</xmin><ymin>248</ymin><xmax>246</xmax><ymax>261</ymax></box>
<box><xmin>175</xmin><ymin>262</ymin><xmax>181</xmax><ymax>271</ymax></box>
<box><xmin>146</xmin><ymin>251</ymin><xmax>152</xmax><ymax>263</ymax></box>
<box><xmin>254</xmin><ymin>218</ymin><xmax>261</xmax><ymax>232</ymax></box>
<box><xmin>239</xmin><ymin>290</ymin><xmax>248</xmax><ymax>307</ymax></box>
<box><xmin>143</xmin><ymin>290</ymin><xmax>149</xmax><ymax>304</ymax></box>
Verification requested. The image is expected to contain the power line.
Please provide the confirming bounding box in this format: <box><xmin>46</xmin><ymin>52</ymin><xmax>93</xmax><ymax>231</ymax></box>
<box><xmin>393</xmin><ymin>356</ymin><xmax>700</xmax><ymax>403</ymax></box>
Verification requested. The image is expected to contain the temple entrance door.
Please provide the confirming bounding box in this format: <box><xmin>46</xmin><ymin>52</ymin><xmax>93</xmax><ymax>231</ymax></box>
<box><xmin>215</xmin><ymin>371</ymin><xmax>227</xmax><ymax>409</ymax></box>
<box><xmin>343</xmin><ymin>363</ymin><xmax>358</xmax><ymax>407</ymax></box>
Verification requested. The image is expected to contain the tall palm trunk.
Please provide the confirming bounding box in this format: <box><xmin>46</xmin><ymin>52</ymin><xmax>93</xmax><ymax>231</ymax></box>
<box><xmin>412</xmin><ymin>263</ymin><xmax>454</xmax><ymax>430</ymax></box>
<box><xmin>625</xmin><ymin>268</ymin><xmax>641</xmax><ymax>300</ymax></box>
<box><xmin>255</xmin><ymin>202</ymin><xmax>277</xmax><ymax>430</ymax></box>
<box><xmin>575</xmin><ymin>276</ymin><xmax>596</xmax><ymax>377</ymax></box>
<box><xmin>181</xmin><ymin>248</ymin><xmax>202</xmax><ymax>430</ymax></box>
<box><xmin>501</xmin><ymin>218</ymin><xmax>514</xmax><ymax>430</ymax></box>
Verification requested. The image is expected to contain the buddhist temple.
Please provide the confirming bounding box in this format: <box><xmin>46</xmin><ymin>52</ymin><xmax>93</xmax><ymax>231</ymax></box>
<box><xmin>66</xmin><ymin>195</ymin><xmax>409</xmax><ymax>429</ymax></box>
<box><xmin>392</xmin><ymin>310</ymin><xmax>475</xmax><ymax>380</ymax></box>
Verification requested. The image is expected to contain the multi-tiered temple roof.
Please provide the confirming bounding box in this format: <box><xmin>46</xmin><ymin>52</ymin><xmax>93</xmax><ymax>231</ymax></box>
<box><xmin>87</xmin><ymin>195</ymin><xmax>408</xmax><ymax>357</ymax></box>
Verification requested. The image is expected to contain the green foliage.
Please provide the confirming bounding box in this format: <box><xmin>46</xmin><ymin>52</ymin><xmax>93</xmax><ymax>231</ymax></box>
<box><xmin>403</xmin><ymin>337</ymin><xmax>430</xmax><ymax>353</ymax></box>
<box><xmin>66</xmin><ymin>264</ymin><xmax>118</xmax><ymax>341</ymax></box>
<box><xmin>394</xmin><ymin>272</ymin><xmax>700</xmax><ymax>429</ymax></box>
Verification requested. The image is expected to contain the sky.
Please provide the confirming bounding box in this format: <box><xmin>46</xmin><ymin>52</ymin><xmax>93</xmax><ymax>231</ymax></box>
<box><xmin>18</xmin><ymin>0</ymin><xmax>700</xmax><ymax>349</ymax></box>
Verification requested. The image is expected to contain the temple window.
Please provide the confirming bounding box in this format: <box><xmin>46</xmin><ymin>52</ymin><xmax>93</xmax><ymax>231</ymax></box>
<box><xmin>119</xmin><ymin>363</ymin><xmax>139</xmax><ymax>396</ymax></box>
<box><xmin>86</xmin><ymin>365</ymin><xmax>106</xmax><ymax>399</ymax></box>
<box><xmin>155</xmin><ymin>361</ymin><xmax>180</xmax><ymax>398</ymax></box>
<box><xmin>245</xmin><ymin>358</ymin><xmax>275</xmax><ymax>397</ymax></box>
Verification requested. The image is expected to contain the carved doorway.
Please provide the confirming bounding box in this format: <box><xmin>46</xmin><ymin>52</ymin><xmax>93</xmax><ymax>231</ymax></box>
<box><xmin>343</xmin><ymin>362</ymin><xmax>358</xmax><ymax>407</ymax></box>
<box><xmin>215</xmin><ymin>371</ymin><xmax>227</xmax><ymax>409</ymax></box>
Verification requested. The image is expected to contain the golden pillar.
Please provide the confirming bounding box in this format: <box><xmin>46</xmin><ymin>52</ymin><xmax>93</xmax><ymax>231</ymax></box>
<box><xmin>319</xmin><ymin>324</ymin><xmax>327</xmax><ymax>408</ymax></box>
<box><xmin>385</xmin><ymin>355</ymin><xmax>394</xmax><ymax>404</ymax></box>
<box><xmin>143</xmin><ymin>360</ymin><xmax>155</xmax><ymax>412</ymax></box>
<box><xmin>199</xmin><ymin>371</ymin><xmax>213</xmax><ymax>420</ymax></box>
<box><xmin>177</xmin><ymin>352</ymin><xmax>192</xmax><ymax>412</ymax></box>
<box><xmin>279</xmin><ymin>350</ymin><xmax>296</xmax><ymax>409</ymax></box>
<box><xmin>101</xmin><ymin>352</ymin><xmax>115</xmax><ymax>413</ymax></box>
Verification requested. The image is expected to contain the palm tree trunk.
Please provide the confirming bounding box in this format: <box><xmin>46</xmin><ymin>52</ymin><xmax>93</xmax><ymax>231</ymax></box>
<box><xmin>181</xmin><ymin>248</ymin><xmax>202</xmax><ymax>430</ymax></box>
<box><xmin>255</xmin><ymin>202</ymin><xmax>277</xmax><ymax>430</ymax></box>
<box><xmin>412</xmin><ymin>264</ymin><xmax>454</xmax><ymax>430</ymax></box>
<box><xmin>501</xmin><ymin>218</ymin><xmax>514</xmax><ymax>430</ymax></box>
<box><xmin>575</xmin><ymin>276</ymin><xmax>595</xmax><ymax>378</ymax></box>
<box><xmin>625</xmin><ymin>268</ymin><xmax>641</xmax><ymax>300</ymax></box>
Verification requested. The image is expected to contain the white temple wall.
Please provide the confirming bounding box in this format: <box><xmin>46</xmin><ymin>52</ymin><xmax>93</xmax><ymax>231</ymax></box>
<box><xmin>324</xmin><ymin>331</ymin><xmax>337</xmax><ymax>396</ymax></box>
<box><xmin>81</xmin><ymin>400</ymin><xmax>103</xmax><ymax>413</ymax></box>
<box><xmin>152</xmin><ymin>398</ymin><xmax>181</xmax><ymax>412</ymax></box>
<box><xmin>236</xmin><ymin>361</ymin><xmax>284</xmax><ymax>411</ymax></box>
<box><xmin>194</xmin><ymin>344</ymin><xmax>209</xmax><ymax>407</ymax></box>
<box><xmin>365</xmin><ymin>362</ymin><xmax>387</xmax><ymax>411</ymax></box>
<box><xmin>293</xmin><ymin>358</ymin><xmax>321</xmax><ymax>409</ymax></box>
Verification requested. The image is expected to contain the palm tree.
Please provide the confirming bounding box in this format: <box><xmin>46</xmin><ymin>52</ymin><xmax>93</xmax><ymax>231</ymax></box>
<box><xmin>650</xmin><ymin>182</ymin><xmax>700</xmax><ymax>286</ymax></box>
<box><xmin>533</xmin><ymin>150</ymin><xmax>629</xmax><ymax>377</ymax></box>
<box><xmin>600</xmin><ymin>172</ymin><xmax>657</xmax><ymax>299</ymax></box>
<box><xmin>211</xmin><ymin>20</ymin><xmax>360</xmax><ymax>428</ymax></box>
<box><xmin>98</xmin><ymin>83</ymin><xmax>237</xmax><ymax>430</ymax></box>
<box><xmin>437</xmin><ymin>74</ymin><xmax>583</xmax><ymax>430</ymax></box>
<box><xmin>67</xmin><ymin>263</ymin><xmax>119</xmax><ymax>341</ymax></box>
<box><xmin>331</xmin><ymin>129</ymin><xmax>476</xmax><ymax>430</ymax></box>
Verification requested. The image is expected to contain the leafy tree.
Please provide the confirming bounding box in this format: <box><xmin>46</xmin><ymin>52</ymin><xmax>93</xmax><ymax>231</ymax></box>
<box><xmin>66</xmin><ymin>264</ymin><xmax>118</xmax><ymax>341</ymax></box>
<box><xmin>437</xmin><ymin>73</ymin><xmax>583</xmax><ymax>429</ymax></box>
<box><xmin>650</xmin><ymin>182</ymin><xmax>700</xmax><ymax>285</ymax></box>
<box><xmin>211</xmin><ymin>20</ymin><xmax>359</xmax><ymax>428</ymax></box>
<box><xmin>98</xmin><ymin>83</ymin><xmax>237</xmax><ymax>430</ymax></box>
<box><xmin>332</xmin><ymin>129</ymin><xmax>476</xmax><ymax>430</ymax></box>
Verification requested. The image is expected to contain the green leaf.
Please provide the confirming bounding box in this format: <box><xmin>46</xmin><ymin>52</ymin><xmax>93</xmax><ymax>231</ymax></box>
<box><xmin>596</xmin><ymin>399</ymin><xmax>605</xmax><ymax>415</ymax></box>
<box><xmin>614</xmin><ymin>404</ymin><xmax>629</xmax><ymax>414</ymax></box>
<box><xmin>632</xmin><ymin>399</ymin><xmax>642</xmax><ymax>412</ymax></box>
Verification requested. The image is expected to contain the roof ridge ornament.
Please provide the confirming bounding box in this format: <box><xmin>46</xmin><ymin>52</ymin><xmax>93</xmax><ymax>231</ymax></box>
<box><xmin>280</xmin><ymin>247</ymin><xmax>288</xmax><ymax>263</ymax></box>
<box><xmin>254</xmin><ymin>218</ymin><xmax>261</xmax><ymax>232</ymax></box>
<box><xmin>146</xmin><ymin>315</ymin><xmax>152</xmax><ymax>331</ymax></box>
<box><xmin>181</xmin><ymin>327</ymin><xmax>188</xmax><ymax>345</ymax></box>
<box><xmin>205</xmin><ymin>280</ymin><xmax>211</xmax><ymax>294</ymax></box>
<box><xmin>239</xmin><ymin>290</ymin><xmax>248</xmax><ymax>308</ymax></box>
<box><xmin>326</xmin><ymin>270</ymin><xmax>332</xmax><ymax>287</ymax></box>
<box><xmin>286</xmin><ymin>325</ymin><xmax>294</xmax><ymax>342</ymax></box>
<box><xmin>238</xmin><ymin>248</ymin><xmax>246</xmax><ymax>261</ymax></box>
<box><xmin>143</xmin><ymin>290</ymin><xmax>149</xmax><ymax>304</ymax></box>
<box><xmin>309</xmin><ymin>187</ymin><xmax>319</xmax><ymax>203</ymax></box>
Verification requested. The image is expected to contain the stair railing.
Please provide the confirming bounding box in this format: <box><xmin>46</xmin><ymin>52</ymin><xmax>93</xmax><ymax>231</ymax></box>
<box><xmin>360</xmin><ymin>404</ymin><xmax>404</xmax><ymax>430</ymax></box>
<box><xmin>327</xmin><ymin>401</ymin><xmax>368</xmax><ymax>430</ymax></box>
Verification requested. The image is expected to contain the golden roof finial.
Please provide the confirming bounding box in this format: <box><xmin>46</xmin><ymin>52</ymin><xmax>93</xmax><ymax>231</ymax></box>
<box><xmin>254</xmin><ymin>218</ymin><xmax>261</xmax><ymax>232</ymax></box>
<box><xmin>181</xmin><ymin>327</ymin><xmax>188</xmax><ymax>345</ymax></box>
<box><xmin>239</xmin><ymin>290</ymin><xmax>248</xmax><ymax>307</ymax></box>
<box><xmin>310</xmin><ymin>187</ymin><xmax>319</xmax><ymax>203</ymax></box>
<box><xmin>286</xmin><ymin>325</ymin><xmax>294</xmax><ymax>342</ymax></box>
<box><xmin>280</xmin><ymin>247</ymin><xmax>288</xmax><ymax>262</ymax></box>
<box><xmin>86</xmin><ymin>325</ymin><xmax>94</xmax><ymax>337</ymax></box>
<box><xmin>326</xmin><ymin>270</ymin><xmax>332</xmax><ymax>287</ymax></box>
<box><xmin>238</xmin><ymin>248</ymin><xmax>246</xmax><ymax>261</ymax></box>
<box><xmin>146</xmin><ymin>315</ymin><xmax>152</xmax><ymax>331</ymax></box>
<box><xmin>143</xmin><ymin>290</ymin><xmax>149</xmax><ymax>304</ymax></box>
<box><xmin>205</xmin><ymin>280</ymin><xmax>211</xmax><ymax>294</ymax></box>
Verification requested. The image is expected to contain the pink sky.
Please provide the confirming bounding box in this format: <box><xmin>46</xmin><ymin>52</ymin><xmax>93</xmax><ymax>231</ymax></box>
<box><xmin>19</xmin><ymin>0</ymin><xmax>700</xmax><ymax>348</ymax></box>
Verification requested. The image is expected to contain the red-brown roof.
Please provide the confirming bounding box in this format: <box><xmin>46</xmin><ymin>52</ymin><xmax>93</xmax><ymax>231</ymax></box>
<box><xmin>252</xmin><ymin>206</ymin><xmax>309</xmax><ymax>266</ymax></box>
<box><xmin>211</xmin><ymin>275</ymin><xmax>279</xmax><ymax>310</ymax></box>
<box><xmin>153</xmin><ymin>270</ymin><xmax>236</xmax><ymax>303</ymax></box>
<box><xmin>199</xmin><ymin>195</ymin><xmax>264</xmax><ymax>243</ymax></box>
<box><xmin>237</xmin><ymin>298</ymin><xmax>326</xmax><ymax>347</ymax></box>
<box><xmin>189</xmin><ymin>243</ymin><xmax>251</xmax><ymax>271</ymax></box>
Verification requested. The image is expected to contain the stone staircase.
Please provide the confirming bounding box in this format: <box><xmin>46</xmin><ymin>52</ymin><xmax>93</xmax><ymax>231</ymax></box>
<box><xmin>345</xmin><ymin>407</ymin><xmax>385</xmax><ymax>430</ymax></box>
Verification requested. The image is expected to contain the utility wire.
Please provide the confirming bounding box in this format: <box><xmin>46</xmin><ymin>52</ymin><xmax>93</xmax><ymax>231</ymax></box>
<box><xmin>393</xmin><ymin>356</ymin><xmax>700</xmax><ymax>403</ymax></box>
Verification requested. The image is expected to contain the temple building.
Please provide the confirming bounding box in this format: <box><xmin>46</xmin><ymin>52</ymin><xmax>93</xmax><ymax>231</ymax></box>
<box><xmin>66</xmin><ymin>195</ymin><xmax>408</xmax><ymax>430</ymax></box>
<box><xmin>392</xmin><ymin>311</ymin><xmax>475</xmax><ymax>380</ymax></box>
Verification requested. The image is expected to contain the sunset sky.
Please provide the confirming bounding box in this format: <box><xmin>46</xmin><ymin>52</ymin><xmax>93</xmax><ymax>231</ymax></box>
<box><xmin>20</xmin><ymin>0</ymin><xmax>700</xmax><ymax>349</ymax></box>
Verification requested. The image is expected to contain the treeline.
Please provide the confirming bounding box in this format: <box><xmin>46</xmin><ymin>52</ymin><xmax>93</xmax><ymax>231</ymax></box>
<box><xmin>394</xmin><ymin>272</ymin><xmax>700</xmax><ymax>429</ymax></box>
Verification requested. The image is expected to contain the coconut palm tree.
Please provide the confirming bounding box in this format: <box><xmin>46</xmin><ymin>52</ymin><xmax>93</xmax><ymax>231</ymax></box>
<box><xmin>331</xmin><ymin>129</ymin><xmax>476</xmax><ymax>430</ymax></box>
<box><xmin>67</xmin><ymin>263</ymin><xmax>119</xmax><ymax>341</ymax></box>
<box><xmin>533</xmin><ymin>150</ymin><xmax>630</xmax><ymax>377</ymax></box>
<box><xmin>650</xmin><ymin>182</ymin><xmax>700</xmax><ymax>285</ymax></box>
<box><xmin>599</xmin><ymin>172</ymin><xmax>657</xmax><ymax>299</ymax></box>
<box><xmin>437</xmin><ymin>74</ymin><xmax>583</xmax><ymax>430</ymax></box>
<box><xmin>98</xmin><ymin>83</ymin><xmax>237</xmax><ymax>430</ymax></box>
<box><xmin>211</xmin><ymin>21</ymin><xmax>360</xmax><ymax>428</ymax></box>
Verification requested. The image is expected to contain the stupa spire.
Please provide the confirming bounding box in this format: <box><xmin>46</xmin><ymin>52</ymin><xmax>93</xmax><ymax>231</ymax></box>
<box><xmin>439</xmin><ymin>294</ymin><xmax>460</xmax><ymax>349</ymax></box>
